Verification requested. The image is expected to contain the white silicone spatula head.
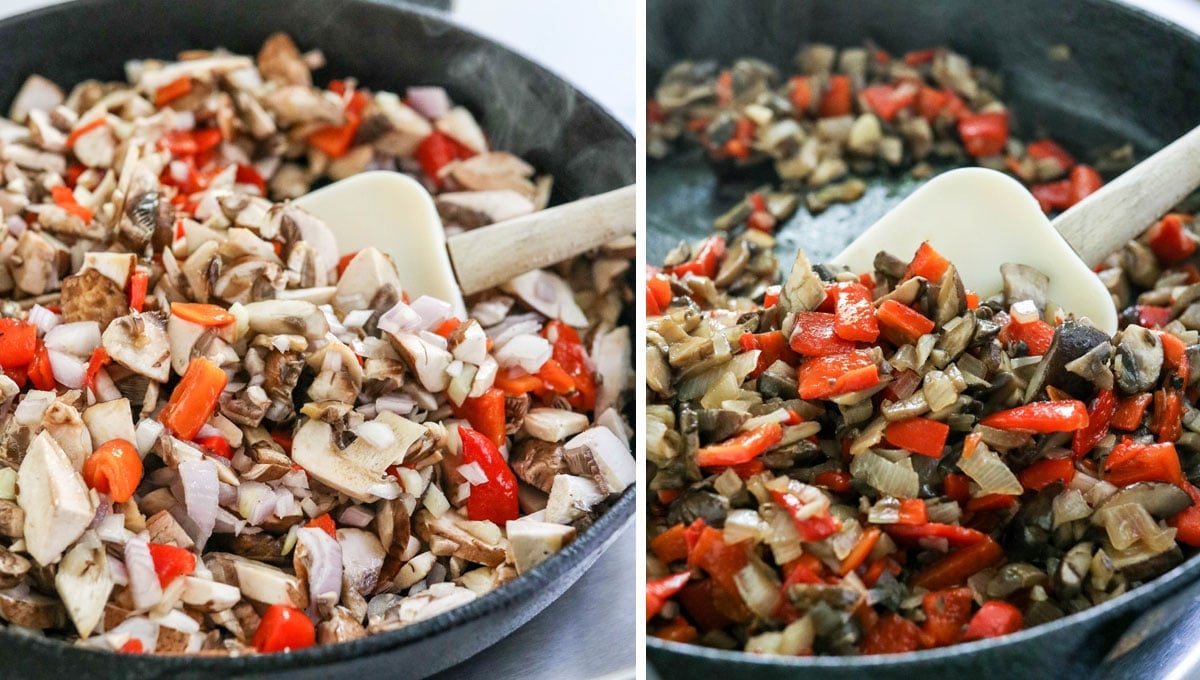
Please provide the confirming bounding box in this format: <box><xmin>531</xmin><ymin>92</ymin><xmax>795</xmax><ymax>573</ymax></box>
<box><xmin>293</xmin><ymin>170</ymin><xmax>466</xmax><ymax>318</ymax></box>
<box><xmin>830</xmin><ymin>167</ymin><xmax>1118</xmax><ymax>334</ymax></box>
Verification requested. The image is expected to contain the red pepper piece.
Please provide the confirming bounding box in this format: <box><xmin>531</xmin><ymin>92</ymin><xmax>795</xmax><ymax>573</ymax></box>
<box><xmin>962</xmin><ymin>601</ymin><xmax>1023</xmax><ymax>641</ymax></box>
<box><xmin>861</xmin><ymin>83</ymin><xmax>917</xmax><ymax>122</ymax></box>
<box><xmin>1156</xmin><ymin>389</ymin><xmax>1184</xmax><ymax>443</ymax></box>
<box><xmin>771</xmin><ymin>489</ymin><xmax>839</xmax><ymax>541</ymax></box>
<box><xmin>884</xmin><ymin>417</ymin><xmax>950</xmax><ymax>458</ymax></box>
<box><xmin>921</xmin><ymin>587</ymin><xmax>973</xmax><ymax>647</ymax></box>
<box><xmin>1148</xmin><ymin>213</ymin><xmax>1197</xmax><ymax>266</ymax></box>
<box><xmin>671</xmin><ymin>235</ymin><xmax>726</xmax><ymax>279</ymax></box>
<box><xmin>1111</xmin><ymin>393</ymin><xmax>1154</xmax><ymax>431</ymax></box>
<box><xmin>1026</xmin><ymin>139</ymin><xmax>1076</xmax><ymax>170</ymax></box>
<box><xmin>885</xmin><ymin>522</ymin><xmax>987</xmax><ymax>548</ymax></box>
<box><xmin>965</xmin><ymin>493</ymin><xmax>1017</xmax><ymax>513</ymax></box>
<box><xmin>1031</xmin><ymin>179</ymin><xmax>1072</xmax><ymax>213</ymax></box>
<box><xmin>839</xmin><ymin>526</ymin><xmax>882</xmax><ymax>575</ymax></box>
<box><xmin>650</xmin><ymin>523</ymin><xmax>689</xmax><ymax>564</ymax></box>
<box><xmin>1018</xmin><ymin>458</ymin><xmax>1076</xmax><ymax>491</ymax></box>
<box><xmin>158</xmin><ymin>357</ymin><xmax>227</xmax><ymax>441</ymax></box>
<box><xmin>127</xmin><ymin>270</ymin><xmax>149</xmax><ymax>313</ymax></box>
<box><xmin>1136</xmin><ymin>305</ymin><xmax>1173</xmax><ymax>328</ymax></box>
<box><xmin>763</xmin><ymin>284</ymin><xmax>782</xmax><ymax>308</ymax></box>
<box><xmin>1068</xmin><ymin>164</ymin><xmax>1103</xmax><ymax>206</ymax></box>
<box><xmin>944</xmin><ymin>473</ymin><xmax>971</xmax><ymax>505</ymax></box>
<box><xmin>903</xmin><ymin>48</ymin><xmax>938</xmax><ymax>65</ymax></box>
<box><xmin>452</xmin><ymin>387</ymin><xmax>507</xmax><ymax>448</ymax></box>
<box><xmin>902</xmin><ymin>242</ymin><xmax>951</xmax><ymax>283</ymax></box>
<box><xmin>789</xmin><ymin>76</ymin><xmax>813</xmax><ymax>111</ymax></box>
<box><xmin>653</xmin><ymin>616</ymin><xmax>698</xmax><ymax>643</ymax></box>
<box><xmin>459</xmin><ymin>426</ymin><xmax>519</xmax><ymax>525</ymax></box>
<box><xmin>789</xmin><ymin>311</ymin><xmax>857</xmax><ymax>357</ymax></box>
<box><xmin>1161</xmin><ymin>331</ymin><xmax>1192</xmax><ymax>384</ymax></box>
<box><xmin>646</xmin><ymin>572</ymin><xmax>691</xmax><ymax>620</ymax></box>
<box><xmin>253</xmin><ymin>604</ymin><xmax>316</xmax><ymax>653</ymax></box>
<box><xmin>27</xmin><ymin>341</ymin><xmax>55</xmax><ymax>390</ymax></box>
<box><xmin>829</xmin><ymin>281</ymin><xmax>879</xmax><ymax>342</ymax></box>
<box><xmin>814</xmin><ymin>470</ymin><xmax>852</xmax><ymax>494</ymax></box>
<box><xmin>414</xmin><ymin>130</ymin><xmax>460</xmax><ymax>186</ymax></box>
<box><xmin>797</xmin><ymin>349</ymin><xmax>880</xmax><ymax>400</ymax></box>
<box><xmin>916</xmin><ymin>86</ymin><xmax>950</xmax><ymax>121</ymax></box>
<box><xmin>1001</xmin><ymin>317</ymin><xmax>1055</xmax><ymax>356</ymax></box>
<box><xmin>304</xmin><ymin>513</ymin><xmax>336</xmax><ymax>538</ymax></box>
<box><xmin>877</xmin><ymin>299</ymin><xmax>936</xmax><ymax>345</ymax></box>
<box><xmin>740</xmin><ymin>330</ymin><xmax>798</xmax><ymax>378</ymax></box>
<box><xmin>195</xmin><ymin>435</ymin><xmax>232</xmax><ymax>460</ymax></box>
<box><xmin>895</xmin><ymin>498</ymin><xmax>929</xmax><ymax>525</ymax></box>
<box><xmin>687</xmin><ymin>526</ymin><xmax>749</xmax><ymax>598</ymax></box>
<box><xmin>694</xmin><ymin>423</ymin><xmax>783</xmax><ymax>468</ymax></box>
<box><xmin>958</xmin><ymin>112</ymin><xmax>1008</xmax><ymax>157</ymax></box>
<box><xmin>979</xmin><ymin>400</ymin><xmax>1089</xmax><ymax>433</ymax></box>
<box><xmin>911</xmin><ymin>536</ymin><xmax>1005</xmax><ymax>591</ymax></box>
<box><xmin>818</xmin><ymin>75</ymin><xmax>853</xmax><ymax>118</ymax></box>
<box><xmin>1103</xmin><ymin>438</ymin><xmax>1183</xmax><ymax>487</ymax></box>
<box><xmin>1071</xmin><ymin>389</ymin><xmax>1116</xmax><ymax>459</ymax></box>
<box><xmin>861</xmin><ymin>612</ymin><xmax>922</xmax><ymax>655</ymax></box>
<box><xmin>1169</xmin><ymin>483</ymin><xmax>1200</xmax><ymax>546</ymax></box>
<box><xmin>0</xmin><ymin>319</ymin><xmax>37</xmax><ymax>370</ymax></box>
<box><xmin>678</xmin><ymin>580</ymin><xmax>734</xmax><ymax>631</ymax></box>
<box><xmin>146</xmin><ymin>542</ymin><xmax>196</xmax><ymax>588</ymax></box>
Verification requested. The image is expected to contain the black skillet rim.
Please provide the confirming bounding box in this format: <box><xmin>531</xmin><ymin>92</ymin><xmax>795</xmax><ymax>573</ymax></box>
<box><xmin>647</xmin><ymin>0</ymin><xmax>1200</xmax><ymax>669</ymax></box>
<box><xmin>0</xmin><ymin>0</ymin><xmax>635</xmax><ymax>672</ymax></box>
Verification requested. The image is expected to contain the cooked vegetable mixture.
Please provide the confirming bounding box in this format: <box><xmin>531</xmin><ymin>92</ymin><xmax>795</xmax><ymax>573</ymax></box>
<box><xmin>0</xmin><ymin>34</ymin><xmax>633</xmax><ymax>655</ymax></box>
<box><xmin>648</xmin><ymin>43</ymin><xmax>1124</xmax><ymax>223</ymax></box>
<box><xmin>646</xmin><ymin>211</ymin><xmax>1200</xmax><ymax>654</ymax></box>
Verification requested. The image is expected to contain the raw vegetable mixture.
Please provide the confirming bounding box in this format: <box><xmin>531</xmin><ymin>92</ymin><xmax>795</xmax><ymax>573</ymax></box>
<box><xmin>646</xmin><ymin>42</ymin><xmax>1200</xmax><ymax>656</ymax></box>
<box><xmin>0</xmin><ymin>34</ymin><xmax>633</xmax><ymax>655</ymax></box>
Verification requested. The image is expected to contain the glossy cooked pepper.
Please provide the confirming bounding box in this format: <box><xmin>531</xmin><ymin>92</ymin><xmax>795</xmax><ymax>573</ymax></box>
<box><xmin>459</xmin><ymin>425</ymin><xmax>519</xmax><ymax>525</ymax></box>
<box><xmin>253</xmin><ymin>604</ymin><xmax>316</xmax><ymax>653</ymax></box>
<box><xmin>978</xmin><ymin>400</ymin><xmax>1089</xmax><ymax>433</ymax></box>
<box><xmin>158</xmin><ymin>357</ymin><xmax>228</xmax><ymax>441</ymax></box>
<box><xmin>694</xmin><ymin>422</ymin><xmax>783</xmax><ymax>468</ymax></box>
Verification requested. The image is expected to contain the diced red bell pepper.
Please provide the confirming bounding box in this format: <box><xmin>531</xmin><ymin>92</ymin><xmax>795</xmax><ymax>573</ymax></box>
<box><xmin>542</xmin><ymin>320</ymin><xmax>597</xmax><ymax>412</ymax></box>
<box><xmin>911</xmin><ymin>536</ymin><xmax>1005</xmax><ymax>591</ymax></box>
<box><xmin>459</xmin><ymin>426</ymin><xmax>519</xmax><ymax>525</ymax></box>
<box><xmin>828</xmin><ymin>281</ymin><xmax>879</xmax><ymax>342</ymax></box>
<box><xmin>127</xmin><ymin>270</ymin><xmax>149</xmax><ymax>313</ymax></box>
<box><xmin>884</xmin><ymin>417</ymin><xmax>950</xmax><ymax>458</ymax></box>
<box><xmin>253</xmin><ymin>604</ymin><xmax>315</xmax><ymax>653</ymax></box>
<box><xmin>965</xmin><ymin>493</ymin><xmax>1017</xmax><ymax>513</ymax></box>
<box><xmin>814</xmin><ymin>470</ymin><xmax>852</xmax><ymax>494</ymax></box>
<box><xmin>27</xmin><ymin>341</ymin><xmax>55</xmax><ymax>391</ymax></box>
<box><xmin>771</xmin><ymin>489</ymin><xmax>839</xmax><ymax>541</ymax></box>
<box><xmin>1147</xmin><ymin>213</ymin><xmax>1197</xmax><ymax>266</ymax></box>
<box><xmin>678</xmin><ymin>580</ymin><xmax>734</xmax><ymax>631</ymax></box>
<box><xmin>877</xmin><ymin>299</ymin><xmax>936</xmax><ymax>345</ymax></box>
<box><xmin>1018</xmin><ymin>458</ymin><xmax>1076</xmax><ymax>491</ymax></box>
<box><xmin>903</xmin><ymin>242</ymin><xmax>951</xmax><ymax>283</ymax></box>
<box><xmin>688</xmin><ymin>526</ymin><xmax>749</xmax><ymax>597</ymax></box>
<box><xmin>1136</xmin><ymin>305</ymin><xmax>1173</xmax><ymax>329</ymax></box>
<box><xmin>158</xmin><ymin>357</ymin><xmax>227</xmax><ymax>441</ymax></box>
<box><xmin>958</xmin><ymin>112</ymin><xmax>1008</xmax><ymax>157</ymax></box>
<box><xmin>646</xmin><ymin>572</ymin><xmax>691</xmax><ymax>620</ymax></box>
<box><xmin>895</xmin><ymin>498</ymin><xmax>929</xmax><ymax>525</ymax></box>
<box><xmin>672</xmin><ymin>235</ymin><xmax>726</xmax><ymax>279</ymax></box>
<box><xmin>1103</xmin><ymin>438</ymin><xmax>1183</xmax><ymax>487</ymax></box>
<box><xmin>1156</xmin><ymin>389</ymin><xmax>1184</xmax><ymax>443</ymax></box>
<box><xmin>1169</xmin><ymin>483</ymin><xmax>1200</xmax><ymax>547</ymax></box>
<box><xmin>1026</xmin><ymin>139</ymin><xmax>1075</xmax><ymax>170</ymax></box>
<box><xmin>979</xmin><ymin>400</ymin><xmax>1089</xmax><ymax>433</ymax></box>
<box><xmin>763</xmin><ymin>284</ymin><xmax>782</xmax><ymax>308</ymax></box>
<box><xmin>1031</xmin><ymin>179</ymin><xmax>1072</xmax><ymax>213</ymax></box>
<box><xmin>861</xmin><ymin>612</ymin><xmax>923</xmax><ymax>655</ymax></box>
<box><xmin>146</xmin><ymin>542</ymin><xmax>196</xmax><ymax>588</ymax></box>
<box><xmin>861</xmin><ymin>83</ymin><xmax>917</xmax><ymax>122</ymax></box>
<box><xmin>415</xmin><ymin>130</ymin><xmax>459</xmax><ymax>186</ymax></box>
<box><xmin>839</xmin><ymin>526</ymin><xmax>882</xmax><ymax>575</ymax></box>
<box><xmin>1111</xmin><ymin>393</ymin><xmax>1153</xmax><ymax>431</ymax></box>
<box><xmin>650</xmin><ymin>523</ymin><xmax>689</xmax><ymax>564</ymax></box>
<box><xmin>195</xmin><ymin>434</ymin><xmax>233</xmax><ymax>460</ymax></box>
<box><xmin>0</xmin><ymin>319</ymin><xmax>37</xmax><ymax>370</ymax></box>
<box><xmin>1161</xmin><ymin>332</ymin><xmax>1191</xmax><ymax>385</ymax></box>
<box><xmin>818</xmin><ymin>75</ymin><xmax>853</xmax><ymax>118</ymax></box>
<box><xmin>647</xmin><ymin>272</ymin><xmax>673</xmax><ymax>313</ymax></box>
<box><xmin>903</xmin><ymin>48</ymin><xmax>938</xmax><ymax>66</ymax></box>
<box><xmin>789</xmin><ymin>76</ymin><xmax>813</xmax><ymax>111</ymax></box>
<box><xmin>921</xmin><ymin>587</ymin><xmax>973</xmax><ymax>647</ymax></box>
<box><xmin>916</xmin><ymin>87</ymin><xmax>950</xmax><ymax>121</ymax></box>
<box><xmin>797</xmin><ymin>349</ymin><xmax>880</xmax><ymax>400</ymax></box>
<box><xmin>884</xmin><ymin>522</ymin><xmax>987</xmax><ymax>548</ymax></box>
<box><xmin>154</xmin><ymin>76</ymin><xmax>193</xmax><ymax>107</ymax></box>
<box><xmin>653</xmin><ymin>617</ymin><xmax>699</xmax><ymax>643</ymax></box>
<box><xmin>1068</xmin><ymin>164</ymin><xmax>1103</xmax><ymax>206</ymax></box>
<box><xmin>740</xmin><ymin>330</ymin><xmax>798</xmax><ymax>378</ymax></box>
<box><xmin>1001</xmin><ymin>317</ymin><xmax>1055</xmax><ymax>356</ymax></box>
<box><xmin>694</xmin><ymin>423</ymin><xmax>783</xmax><ymax>468</ymax></box>
<box><xmin>83</xmin><ymin>347</ymin><xmax>110</xmax><ymax>391</ymax></box>
<box><xmin>944</xmin><ymin>473</ymin><xmax>971</xmax><ymax>505</ymax></box>
<box><xmin>789</xmin><ymin>311</ymin><xmax>857</xmax><ymax>356</ymax></box>
<box><xmin>452</xmin><ymin>387</ymin><xmax>507</xmax><ymax>448</ymax></box>
<box><xmin>1071</xmin><ymin>389</ymin><xmax>1116</xmax><ymax>458</ymax></box>
<box><xmin>962</xmin><ymin>601</ymin><xmax>1023</xmax><ymax>641</ymax></box>
<box><xmin>304</xmin><ymin>513</ymin><xmax>336</xmax><ymax>538</ymax></box>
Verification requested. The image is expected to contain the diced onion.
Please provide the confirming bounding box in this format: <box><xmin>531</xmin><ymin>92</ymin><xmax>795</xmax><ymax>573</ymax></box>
<box><xmin>134</xmin><ymin>419</ymin><xmax>163</xmax><ymax>458</ymax></box>
<box><xmin>1010</xmin><ymin>299</ymin><xmax>1040</xmax><ymax>324</ymax></box>
<box><xmin>47</xmin><ymin>348</ymin><xmax>86</xmax><ymax>389</ymax></box>
<box><xmin>26</xmin><ymin>304</ymin><xmax>60</xmax><ymax>336</ymax></box>
<box><xmin>957</xmin><ymin>445</ymin><xmax>1023</xmax><ymax>496</ymax></box>
<box><xmin>1052</xmin><ymin>489</ymin><xmax>1092</xmax><ymax>528</ymax></box>
<box><xmin>338</xmin><ymin>505</ymin><xmax>374</xmax><ymax>528</ymax></box>
<box><xmin>457</xmin><ymin>462</ymin><xmax>488</xmax><ymax>486</ymax></box>
<box><xmin>406</xmin><ymin>86</ymin><xmax>451</xmax><ymax>119</ymax></box>
<box><xmin>851</xmin><ymin>451</ymin><xmax>919</xmax><ymax>499</ymax></box>
<box><xmin>353</xmin><ymin>420</ymin><xmax>395</xmax><ymax>449</ymax></box>
<box><xmin>734</xmin><ymin>562</ymin><xmax>782</xmax><ymax>619</ymax></box>
<box><xmin>723</xmin><ymin>509</ymin><xmax>769</xmax><ymax>545</ymax></box>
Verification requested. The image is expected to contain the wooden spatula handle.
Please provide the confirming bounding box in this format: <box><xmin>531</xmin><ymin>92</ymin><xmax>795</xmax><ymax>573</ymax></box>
<box><xmin>1054</xmin><ymin>124</ymin><xmax>1200</xmax><ymax>268</ymax></box>
<box><xmin>446</xmin><ymin>184</ymin><xmax>635</xmax><ymax>295</ymax></box>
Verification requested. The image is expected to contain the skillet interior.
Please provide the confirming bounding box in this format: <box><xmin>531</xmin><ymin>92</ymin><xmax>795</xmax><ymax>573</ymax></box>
<box><xmin>647</xmin><ymin>0</ymin><xmax>1200</xmax><ymax>677</ymax></box>
<box><xmin>0</xmin><ymin>0</ymin><xmax>634</xmax><ymax>678</ymax></box>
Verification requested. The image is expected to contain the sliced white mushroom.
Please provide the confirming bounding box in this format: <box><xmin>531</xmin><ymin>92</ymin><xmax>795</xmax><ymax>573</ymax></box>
<box><xmin>104</xmin><ymin>312</ymin><xmax>172</xmax><ymax>382</ymax></box>
<box><xmin>81</xmin><ymin>252</ymin><xmax>136</xmax><ymax>290</ymax></box>
<box><xmin>505</xmin><ymin>520</ymin><xmax>575</xmax><ymax>575</ymax></box>
<box><xmin>9</xmin><ymin>75</ymin><xmax>64</xmax><ymax>123</ymax></box>
<box><xmin>291</xmin><ymin>419</ymin><xmax>401</xmax><ymax>503</ymax></box>
<box><xmin>373</xmin><ymin>92</ymin><xmax>433</xmax><ymax>156</ymax></box>
<box><xmin>435</xmin><ymin>190</ymin><xmax>535</xmax><ymax>229</ymax></box>
<box><xmin>564</xmin><ymin>427</ymin><xmax>635</xmax><ymax>493</ymax></box>
<box><xmin>523</xmin><ymin>408</ymin><xmax>590</xmax><ymax>442</ymax></box>
<box><xmin>82</xmin><ymin>398</ymin><xmax>137</xmax><ymax>447</ymax></box>
<box><xmin>544</xmin><ymin>474</ymin><xmax>605</xmax><ymax>524</ymax></box>
<box><xmin>179</xmin><ymin>576</ymin><xmax>241</xmax><ymax>612</ymax></box>
<box><xmin>503</xmin><ymin>269</ymin><xmax>588</xmax><ymax>327</ymax></box>
<box><xmin>243</xmin><ymin>299</ymin><xmax>330</xmax><ymax>340</ymax></box>
<box><xmin>333</xmin><ymin>247</ymin><xmax>401</xmax><ymax>317</ymax></box>
<box><xmin>294</xmin><ymin>527</ymin><xmax>342</xmax><ymax>617</ymax></box>
<box><xmin>342</xmin><ymin>411</ymin><xmax>428</xmax><ymax>473</ymax></box>
<box><xmin>389</xmin><ymin>332</ymin><xmax>452</xmax><ymax>392</ymax></box>
<box><xmin>213</xmin><ymin>553</ymin><xmax>307</xmax><ymax>609</ymax></box>
<box><xmin>54</xmin><ymin>530</ymin><xmax>112</xmax><ymax>638</ymax></box>
<box><xmin>435</xmin><ymin>106</ymin><xmax>487</xmax><ymax>154</ymax></box>
<box><xmin>337</xmin><ymin>528</ymin><xmax>385</xmax><ymax>596</ymax></box>
<box><xmin>449</xmin><ymin>319</ymin><xmax>488</xmax><ymax>365</ymax></box>
<box><xmin>11</xmin><ymin>229</ymin><xmax>63</xmax><ymax>296</ymax></box>
<box><xmin>41</xmin><ymin>401</ymin><xmax>92</xmax><ymax>471</ymax></box>
<box><xmin>73</xmin><ymin>123</ymin><xmax>116</xmax><ymax>168</ymax></box>
<box><xmin>591</xmin><ymin>327</ymin><xmax>630</xmax><ymax>415</ymax></box>
<box><xmin>18</xmin><ymin>432</ymin><xmax>94</xmax><ymax>566</ymax></box>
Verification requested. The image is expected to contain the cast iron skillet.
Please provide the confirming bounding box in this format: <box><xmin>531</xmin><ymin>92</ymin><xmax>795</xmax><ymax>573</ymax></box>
<box><xmin>0</xmin><ymin>1</ymin><xmax>634</xmax><ymax>678</ymax></box>
<box><xmin>647</xmin><ymin>0</ymin><xmax>1200</xmax><ymax>678</ymax></box>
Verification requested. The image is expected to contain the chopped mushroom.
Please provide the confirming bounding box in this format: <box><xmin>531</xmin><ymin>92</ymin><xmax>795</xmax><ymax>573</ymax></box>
<box><xmin>17</xmin><ymin>432</ymin><xmax>94</xmax><ymax>566</ymax></box>
<box><xmin>291</xmin><ymin>419</ymin><xmax>401</xmax><ymax>502</ymax></box>
<box><xmin>504</xmin><ymin>269</ymin><xmax>589</xmax><ymax>327</ymax></box>
<box><xmin>54</xmin><ymin>531</ymin><xmax>112</xmax><ymax>638</ymax></box>
<box><xmin>505</xmin><ymin>519</ymin><xmax>575</xmax><ymax>574</ymax></box>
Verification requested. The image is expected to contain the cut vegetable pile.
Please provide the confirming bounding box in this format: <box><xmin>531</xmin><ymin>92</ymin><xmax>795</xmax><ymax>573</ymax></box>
<box><xmin>0</xmin><ymin>34</ymin><xmax>633</xmax><ymax>655</ymax></box>
<box><xmin>647</xmin><ymin>215</ymin><xmax>1200</xmax><ymax>654</ymax></box>
<box><xmin>649</xmin><ymin>43</ymin><xmax>1119</xmax><ymax>226</ymax></box>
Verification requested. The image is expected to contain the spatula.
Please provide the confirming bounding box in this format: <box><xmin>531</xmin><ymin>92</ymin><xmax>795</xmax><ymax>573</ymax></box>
<box><xmin>294</xmin><ymin>170</ymin><xmax>635</xmax><ymax>318</ymax></box>
<box><xmin>832</xmin><ymin>124</ymin><xmax>1200</xmax><ymax>335</ymax></box>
